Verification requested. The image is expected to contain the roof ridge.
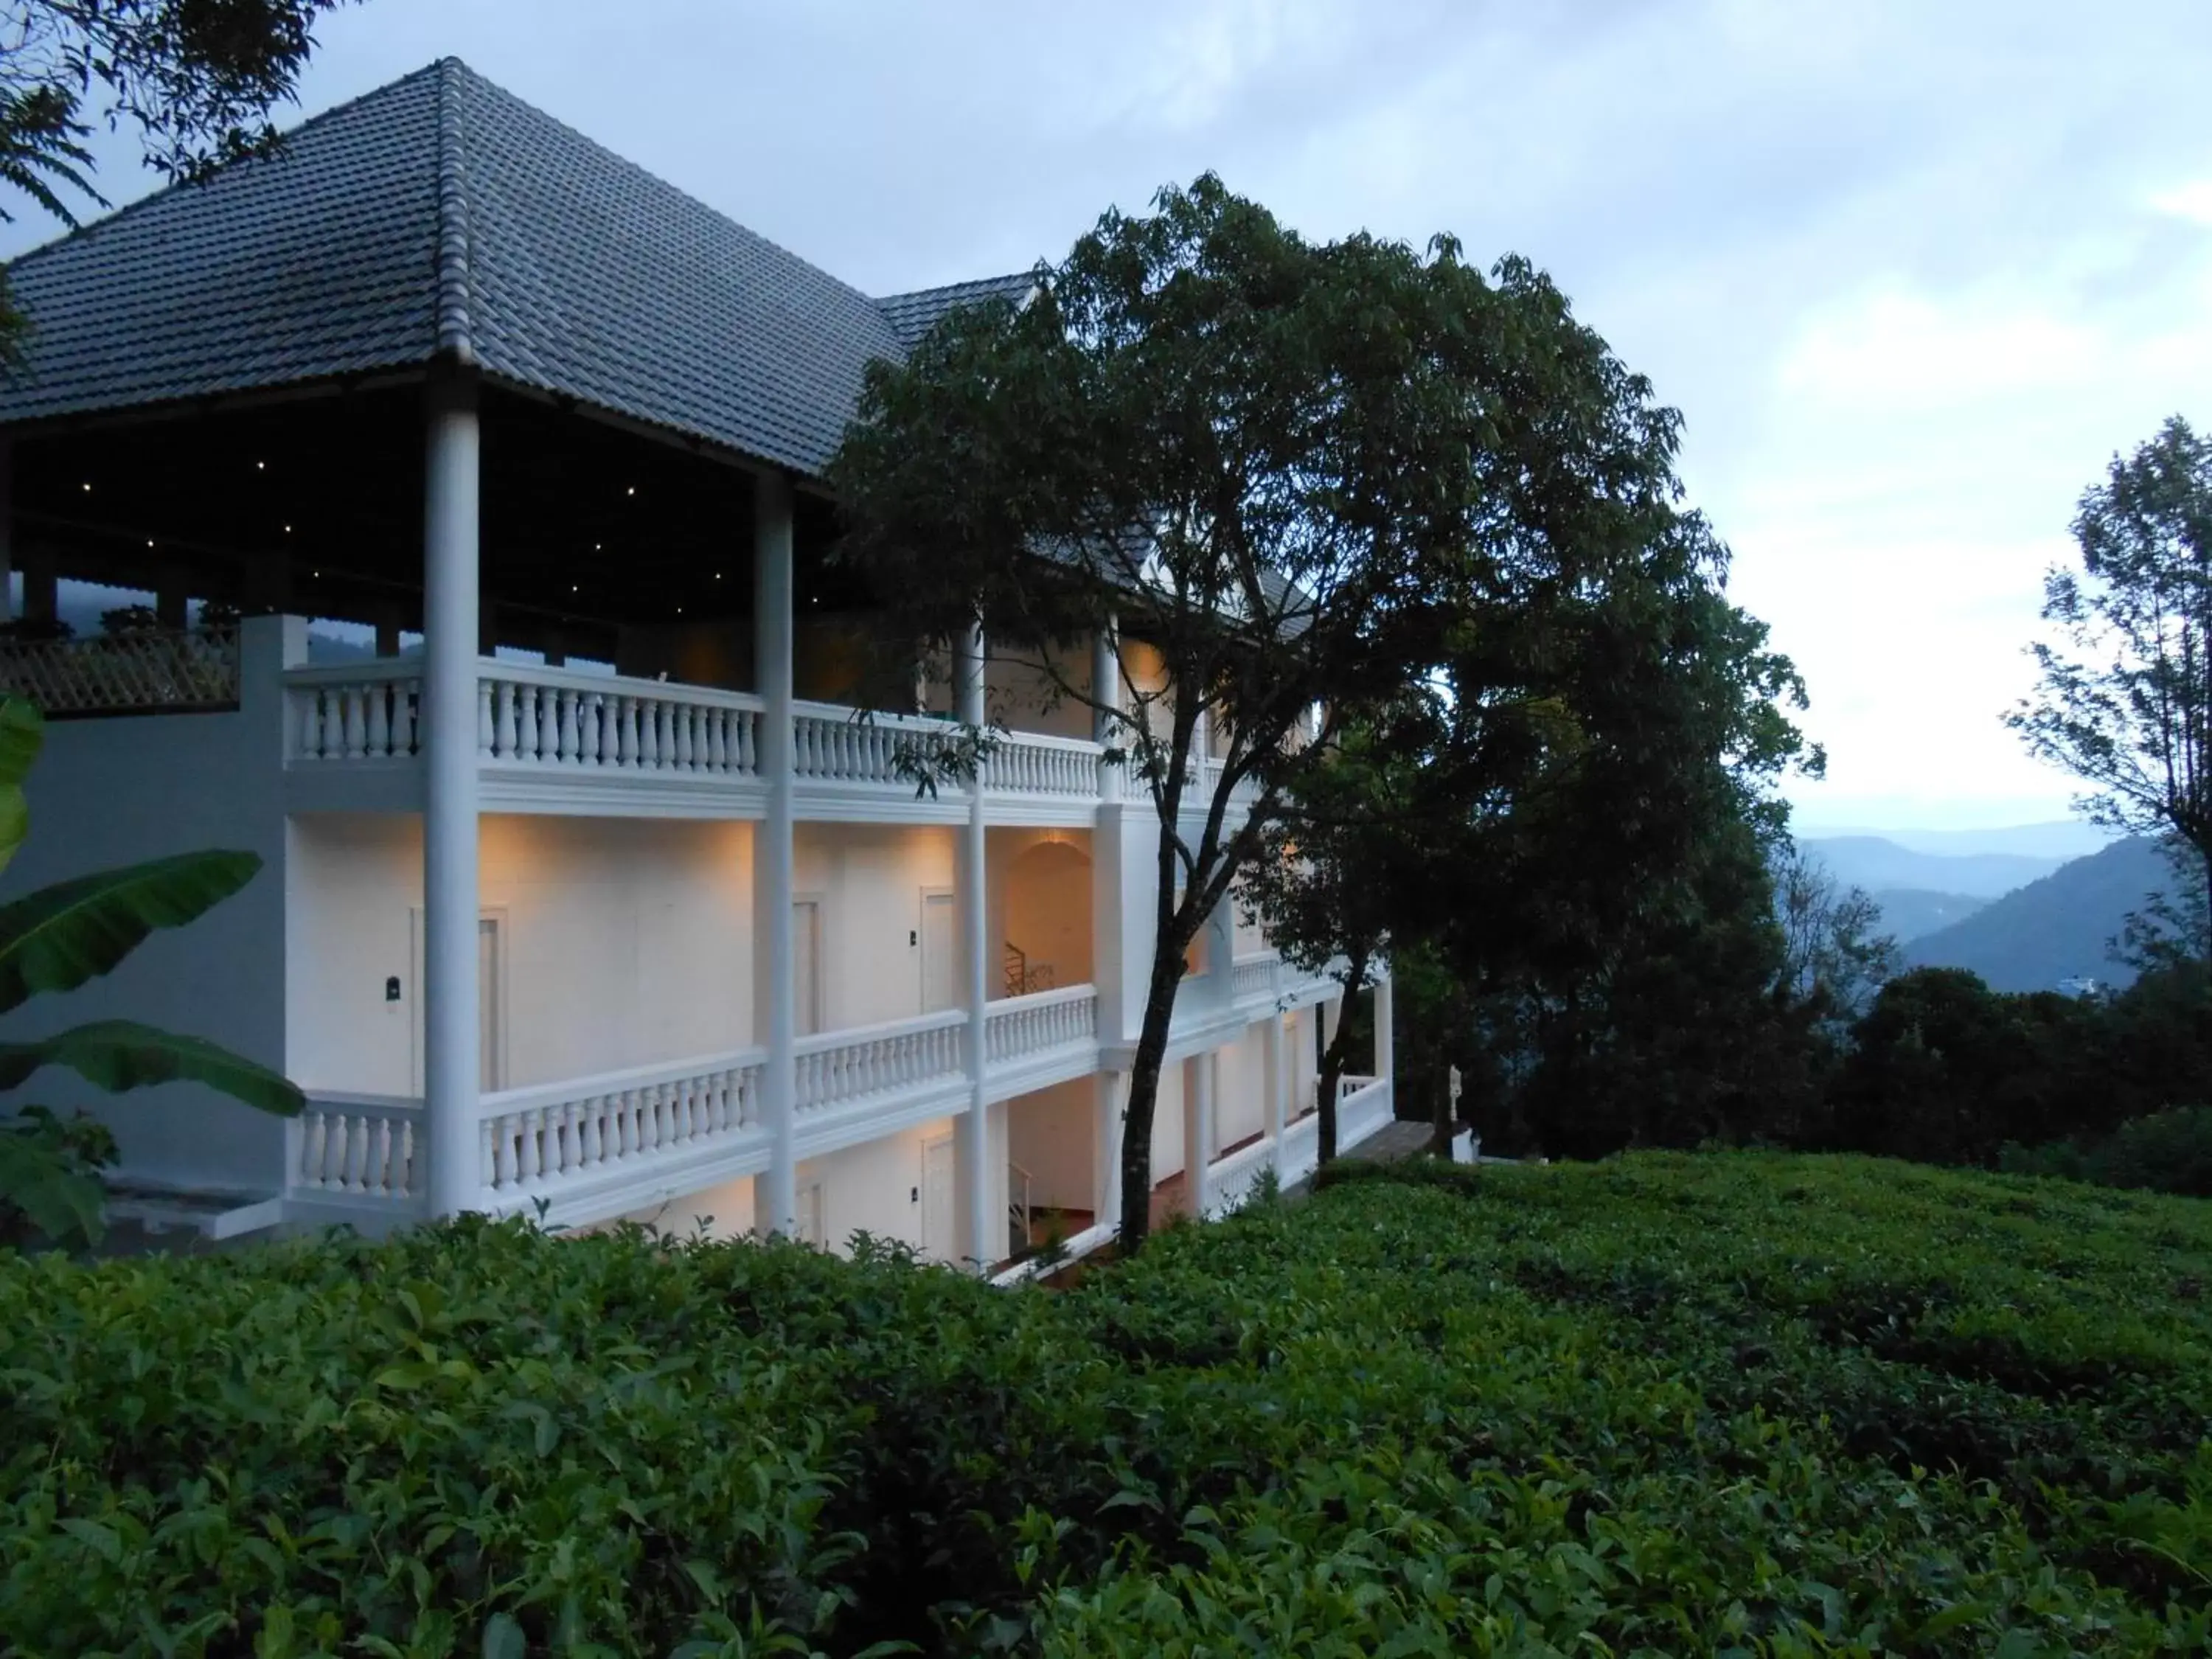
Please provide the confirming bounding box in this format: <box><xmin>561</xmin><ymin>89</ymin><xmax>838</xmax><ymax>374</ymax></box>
<box><xmin>431</xmin><ymin>59</ymin><xmax>476</xmax><ymax>364</ymax></box>
<box><xmin>3</xmin><ymin>59</ymin><xmax>451</xmax><ymax>276</ymax></box>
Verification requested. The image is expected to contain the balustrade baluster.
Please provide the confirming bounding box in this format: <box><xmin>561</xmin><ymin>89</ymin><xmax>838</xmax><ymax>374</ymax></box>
<box><xmin>335</xmin><ymin>686</ymin><xmax>363</xmax><ymax>759</ymax></box>
<box><xmin>542</xmin><ymin>685</ymin><xmax>564</xmax><ymax>762</ymax></box>
<box><xmin>638</xmin><ymin>703</ymin><xmax>659</xmax><ymax>770</ymax></box>
<box><xmin>615</xmin><ymin>697</ymin><xmax>636</xmax><ymax>766</ymax></box>
<box><xmin>738</xmin><ymin>712</ymin><xmax>757</xmax><ymax>773</ymax></box>
<box><xmin>674</xmin><ymin>708</ymin><xmax>695</xmax><ymax>771</ymax></box>
<box><xmin>704</xmin><ymin>711</ymin><xmax>726</xmax><ymax>772</ymax></box>
<box><xmin>484</xmin><ymin>1119</ymin><xmax>504</xmax><ymax>1191</ymax></box>
<box><xmin>520</xmin><ymin>686</ymin><xmax>544</xmax><ymax>762</ymax></box>
<box><xmin>363</xmin><ymin>684</ymin><xmax>390</xmax><ymax>758</ymax></box>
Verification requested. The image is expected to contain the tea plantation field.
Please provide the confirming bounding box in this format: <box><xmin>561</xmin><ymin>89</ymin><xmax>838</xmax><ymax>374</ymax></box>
<box><xmin>3</xmin><ymin>1152</ymin><xmax>2207</xmax><ymax>1655</ymax></box>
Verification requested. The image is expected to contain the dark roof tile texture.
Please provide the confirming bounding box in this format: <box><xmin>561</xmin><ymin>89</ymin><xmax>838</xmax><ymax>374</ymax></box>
<box><xmin>0</xmin><ymin>60</ymin><xmax>1029</xmax><ymax>479</ymax></box>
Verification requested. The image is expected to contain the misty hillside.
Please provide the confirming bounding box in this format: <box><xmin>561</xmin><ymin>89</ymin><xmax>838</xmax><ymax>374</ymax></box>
<box><xmin>1903</xmin><ymin>836</ymin><xmax>2173</xmax><ymax>992</ymax></box>
<box><xmin>1802</xmin><ymin>835</ymin><xmax>2063</xmax><ymax>899</ymax></box>
<box><xmin>1868</xmin><ymin>887</ymin><xmax>1989</xmax><ymax>942</ymax></box>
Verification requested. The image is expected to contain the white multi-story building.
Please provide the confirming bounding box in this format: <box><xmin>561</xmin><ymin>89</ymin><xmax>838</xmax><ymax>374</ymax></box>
<box><xmin>0</xmin><ymin>60</ymin><xmax>1394</xmax><ymax>1273</ymax></box>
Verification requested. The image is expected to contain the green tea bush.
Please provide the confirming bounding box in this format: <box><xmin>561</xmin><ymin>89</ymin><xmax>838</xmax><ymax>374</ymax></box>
<box><xmin>4</xmin><ymin>1154</ymin><xmax>2208</xmax><ymax>1655</ymax></box>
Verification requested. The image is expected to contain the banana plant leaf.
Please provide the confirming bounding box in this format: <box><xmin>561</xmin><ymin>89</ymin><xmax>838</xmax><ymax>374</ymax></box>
<box><xmin>0</xmin><ymin>1127</ymin><xmax>106</xmax><ymax>1248</ymax></box>
<box><xmin>0</xmin><ymin>697</ymin><xmax>43</xmax><ymax>878</ymax></box>
<box><xmin>0</xmin><ymin>1019</ymin><xmax>305</xmax><ymax>1115</ymax></box>
<box><xmin>0</xmin><ymin>849</ymin><xmax>262</xmax><ymax>1015</ymax></box>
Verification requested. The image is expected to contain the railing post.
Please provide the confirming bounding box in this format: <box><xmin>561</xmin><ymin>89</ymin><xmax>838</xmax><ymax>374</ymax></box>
<box><xmin>1265</xmin><ymin>1011</ymin><xmax>1287</xmax><ymax>1183</ymax></box>
<box><xmin>423</xmin><ymin>372</ymin><xmax>483</xmax><ymax>1220</ymax></box>
<box><xmin>1094</xmin><ymin>1068</ymin><xmax>1124</xmax><ymax>1233</ymax></box>
<box><xmin>755</xmin><ymin>472</ymin><xmax>799</xmax><ymax>1239</ymax></box>
<box><xmin>1093</xmin><ymin>613</ymin><xmax>1121</xmax><ymax>801</ymax></box>
<box><xmin>1183</xmin><ymin>1050</ymin><xmax>1216</xmax><ymax>1220</ymax></box>
<box><xmin>956</xmin><ymin>619</ymin><xmax>992</xmax><ymax>1270</ymax></box>
<box><xmin>1373</xmin><ymin>971</ymin><xmax>1394</xmax><ymax>1086</ymax></box>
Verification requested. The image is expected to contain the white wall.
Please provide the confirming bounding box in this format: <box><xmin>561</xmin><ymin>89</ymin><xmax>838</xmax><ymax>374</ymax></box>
<box><xmin>790</xmin><ymin>823</ymin><xmax>957</xmax><ymax>1031</ymax></box>
<box><xmin>1006</xmin><ymin>1077</ymin><xmax>1093</xmax><ymax>1210</ymax></box>
<box><xmin>1214</xmin><ymin>1021</ymin><xmax>1267</xmax><ymax>1151</ymax></box>
<box><xmin>989</xmin><ymin>828</ymin><xmax>1093</xmax><ymax>997</ymax></box>
<box><xmin>1146</xmin><ymin>1057</ymin><xmax>1186</xmax><ymax>1185</ymax></box>
<box><xmin>6</xmin><ymin>618</ymin><xmax>295</xmax><ymax>1194</ymax></box>
<box><xmin>288</xmin><ymin>814</ymin><xmax>754</xmax><ymax>1095</ymax></box>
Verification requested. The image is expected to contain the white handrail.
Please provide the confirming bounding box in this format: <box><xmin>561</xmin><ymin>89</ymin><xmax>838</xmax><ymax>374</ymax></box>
<box><xmin>479</xmin><ymin>1046</ymin><xmax>765</xmax><ymax>1119</ymax></box>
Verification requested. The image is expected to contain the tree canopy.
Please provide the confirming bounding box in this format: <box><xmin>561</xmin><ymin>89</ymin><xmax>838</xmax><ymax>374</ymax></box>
<box><xmin>2008</xmin><ymin>415</ymin><xmax>2212</xmax><ymax>957</ymax></box>
<box><xmin>833</xmin><ymin>174</ymin><xmax>1812</xmax><ymax>1251</ymax></box>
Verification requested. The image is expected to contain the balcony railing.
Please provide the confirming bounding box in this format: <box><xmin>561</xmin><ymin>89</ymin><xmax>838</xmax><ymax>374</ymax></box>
<box><xmin>293</xmin><ymin>1092</ymin><xmax>422</xmax><ymax>1203</ymax></box>
<box><xmin>794</xmin><ymin>1007</ymin><xmax>967</xmax><ymax>1119</ymax></box>
<box><xmin>481</xmin><ymin>665</ymin><xmax>761</xmax><ymax>778</ymax></box>
<box><xmin>479</xmin><ymin>1048</ymin><xmax>765</xmax><ymax>1203</ymax></box>
<box><xmin>286</xmin><ymin>660</ymin><xmax>766</xmax><ymax>782</ymax></box>
<box><xmin>985</xmin><ymin>983</ymin><xmax>1097</xmax><ymax>1065</ymax></box>
<box><xmin>0</xmin><ymin>624</ymin><xmax>240</xmax><ymax>716</ymax></box>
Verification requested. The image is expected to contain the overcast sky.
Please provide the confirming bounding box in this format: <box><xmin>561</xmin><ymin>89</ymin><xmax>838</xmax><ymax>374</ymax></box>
<box><xmin>7</xmin><ymin>0</ymin><xmax>2208</xmax><ymax>831</ymax></box>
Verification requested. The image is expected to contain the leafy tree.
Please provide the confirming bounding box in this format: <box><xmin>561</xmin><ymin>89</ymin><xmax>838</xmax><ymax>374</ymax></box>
<box><xmin>2008</xmin><ymin>417</ymin><xmax>2212</xmax><ymax>959</ymax></box>
<box><xmin>0</xmin><ymin>696</ymin><xmax>302</xmax><ymax>1248</ymax></box>
<box><xmin>1827</xmin><ymin>967</ymin><xmax>2103</xmax><ymax>1166</ymax></box>
<box><xmin>1</xmin><ymin>0</ymin><xmax>352</xmax><ymax>359</ymax></box>
<box><xmin>1771</xmin><ymin>840</ymin><xmax>1899</xmax><ymax>1031</ymax></box>
<box><xmin>833</xmin><ymin>175</ymin><xmax>1742</xmax><ymax>1254</ymax></box>
<box><xmin>1235</xmin><ymin>722</ymin><xmax>1418</xmax><ymax>1165</ymax></box>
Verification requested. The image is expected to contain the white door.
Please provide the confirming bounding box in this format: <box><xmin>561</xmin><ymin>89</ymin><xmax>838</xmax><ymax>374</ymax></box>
<box><xmin>921</xmin><ymin>1135</ymin><xmax>956</xmax><ymax>1261</ymax></box>
<box><xmin>792</xmin><ymin>898</ymin><xmax>822</xmax><ymax>1037</ymax></box>
<box><xmin>796</xmin><ymin>1179</ymin><xmax>827</xmax><ymax>1251</ymax></box>
<box><xmin>410</xmin><ymin>908</ymin><xmax>507</xmax><ymax>1095</ymax></box>
<box><xmin>478</xmin><ymin>917</ymin><xmax>504</xmax><ymax>1092</ymax></box>
<box><xmin>920</xmin><ymin>889</ymin><xmax>958</xmax><ymax>1013</ymax></box>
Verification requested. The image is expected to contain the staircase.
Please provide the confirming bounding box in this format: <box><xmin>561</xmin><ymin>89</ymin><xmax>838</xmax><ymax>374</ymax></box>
<box><xmin>1002</xmin><ymin>942</ymin><xmax>1058</xmax><ymax>998</ymax></box>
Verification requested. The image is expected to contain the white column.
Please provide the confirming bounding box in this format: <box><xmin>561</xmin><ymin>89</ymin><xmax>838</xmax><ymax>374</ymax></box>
<box><xmin>956</xmin><ymin>620</ymin><xmax>993</xmax><ymax>1269</ymax></box>
<box><xmin>422</xmin><ymin>375</ymin><xmax>482</xmax><ymax>1219</ymax></box>
<box><xmin>754</xmin><ymin>473</ymin><xmax>799</xmax><ymax>1238</ymax></box>
<box><xmin>0</xmin><ymin>438</ymin><xmax>13</xmax><ymax>624</ymax></box>
<box><xmin>1092</xmin><ymin>613</ymin><xmax>1122</xmax><ymax>801</ymax></box>
<box><xmin>1183</xmin><ymin>1051</ymin><xmax>1215</xmax><ymax>1220</ymax></box>
<box><xmin>1265</xmin><ymin>1013</ymin><xmax>1287</xmax><ymax>1181</ymax></box>
<box><xmin>1093</xmin><ymin>1068</ymin><xmax>1124</xmax><ymax>1234</ymax></box>
<box><xmin>1373</xmin><ymin>973</ymin><xmax>1394</xmax><ymax>1081</ymax></box>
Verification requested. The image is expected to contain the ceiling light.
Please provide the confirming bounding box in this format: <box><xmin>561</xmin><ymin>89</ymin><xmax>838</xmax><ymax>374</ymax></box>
<box><xmin>80</xmin><ymin>482</ymin><xmax>90</xmax><ymax>493</ymax></box>
<box><xmin>625</xmin><ymin>486</ymin><xmax>636</xmax><ymax>497</ymax></box>
<box><xmin>255</xmin><ymin>461</ymin><xmax>265</xmax><ymax>471</ymax></box>
<box><xmin>145</xmin><ymin>538</ymin><xmax>155</xmax><ymax>549</ymax></box>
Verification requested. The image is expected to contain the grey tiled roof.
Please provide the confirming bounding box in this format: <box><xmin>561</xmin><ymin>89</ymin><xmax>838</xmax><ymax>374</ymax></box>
<box><xmin>0</xmin><ymin>59</ymin><xmax>1029</xmax><ymax>478</ymax></box>
<box><xmin>877</xmin><ymin>273</ymin><xmax>1037</xmax><ymax>349</ymax></box>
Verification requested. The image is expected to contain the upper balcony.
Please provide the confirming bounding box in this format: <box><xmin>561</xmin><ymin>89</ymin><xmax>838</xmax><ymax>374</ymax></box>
<box><xmin>282</xmin><ymin>653</ymin><xmax>1111</xmax><ymax>826</ymax></box>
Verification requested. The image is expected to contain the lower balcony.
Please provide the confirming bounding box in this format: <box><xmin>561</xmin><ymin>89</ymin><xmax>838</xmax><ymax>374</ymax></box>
<box><xmin>286</xmin><ymin>984</ymin><xmax>1104</xmax><ymax>1230</ymax></box>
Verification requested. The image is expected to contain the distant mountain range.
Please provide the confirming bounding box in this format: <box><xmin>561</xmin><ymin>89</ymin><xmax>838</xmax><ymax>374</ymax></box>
<box><xmin>1798</xmin><ymin>821</ymin><xmax>2116</xmax><ymax>861</ymax></box>
<box><xmin>1801</xmin><ymin>835</ymin><xmax>2066</xmax><ymax>900</ymax></box>
<box><xmin>1900</xmin><ymin>836</ymin><xmax>2174</xmax><ymax>992</ymax></box>
<box><xmin>1866</xmin><ymin>887</ymin><xmax>1989</xmax><ymax>942</ymax></box>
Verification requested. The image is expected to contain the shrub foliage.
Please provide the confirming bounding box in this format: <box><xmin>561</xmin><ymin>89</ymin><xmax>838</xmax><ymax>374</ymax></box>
<box><xmin>2</xmin><ymin>1154</ymin><xmax>2207</xmax><ymax>1655</ymax></box>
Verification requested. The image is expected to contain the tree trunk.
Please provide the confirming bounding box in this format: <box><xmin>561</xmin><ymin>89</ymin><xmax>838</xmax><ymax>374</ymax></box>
<box><xmin>1314</xmin><ymin>957</ymin><xmax>1368</xmax><ymax>1167</ymax></box>
<box><xmin>1115</xmin><ymin>932</ymin><xmax>1192</xmax><ymax>1258</ymax></box>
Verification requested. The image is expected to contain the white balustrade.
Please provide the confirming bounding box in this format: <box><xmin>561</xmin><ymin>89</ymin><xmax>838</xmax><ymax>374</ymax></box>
<box><xmin>794</xmin><ymin>1008</ymin><xmax>967</xmax><ymax>1116</ymax></box>
<box><xmin>295</xmin><ymin>1095</ymin><xmax>422</xmax><ymax>1200</ymax></box>
<box><xmin>286</xmin><ymin>664</ymin><xmax>423</xmax><ymax>761</ymax></box>
<box><xmin>479</xmin><ymin>665</ymin><xmax>761</xmax><ymax>778</ymax></box>
<box><xmin>792</xmin><ymin>700</ymin><xmax>958</xmax><ymax>787</ymax></box>
<box><xmin>478</xmin><ymin>1050</ymin><xmax>764</xmax><ymax>1198</ymax></box>
<box><xmin>984</xmin><ymin>984</ymin><xmax>1099</xmax><ymax>1065</ymax></box>
<box><xmin>1231</xmin><ymin>953</ymin><xmax>1279</xmax><ymax>1004</ymax></box>
<box><xmin>982</xmin><ymin>730</ymin><xmax>1105</xmax><ymax>798</ymax></box>
<box><xmin>1338</xmin><ymin>1074</ymin><xmax>1394</xmax><ymax>1150</ymax></box>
